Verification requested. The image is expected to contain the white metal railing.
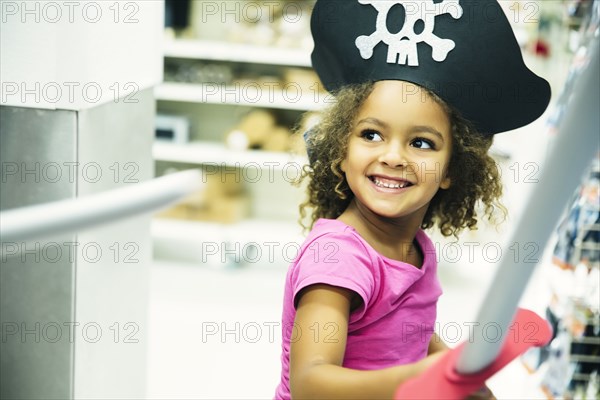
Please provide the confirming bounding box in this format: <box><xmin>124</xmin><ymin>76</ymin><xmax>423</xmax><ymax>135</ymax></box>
<box><xmin>0</xmin><ymin>169</ymin><xmax>203</xmax><ymax>243</ymax></box>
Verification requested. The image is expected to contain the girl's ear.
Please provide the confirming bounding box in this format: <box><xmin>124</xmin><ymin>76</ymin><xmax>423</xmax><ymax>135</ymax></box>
<box><xmin>340</xmin><ymin>159</ymin><xmax>346</xmax><ymax>173</ymax></box>
<box><xmin>440</xmin><ymin>176</ymin><xmax>451</xmax><ymax>190</ymax></box>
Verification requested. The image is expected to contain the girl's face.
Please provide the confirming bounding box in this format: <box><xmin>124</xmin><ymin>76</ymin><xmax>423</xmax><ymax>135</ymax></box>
<box><xmin>341</xmin><ymin>80</ymin><xmax>452</xmax><ymax>221</ymax></box>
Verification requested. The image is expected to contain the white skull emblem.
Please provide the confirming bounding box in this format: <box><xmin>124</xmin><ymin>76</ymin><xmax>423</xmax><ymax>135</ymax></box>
<box><xmin>355</xmin><ymin>0</ymin><xmax>463</xmax><ymax>66</ymax></box>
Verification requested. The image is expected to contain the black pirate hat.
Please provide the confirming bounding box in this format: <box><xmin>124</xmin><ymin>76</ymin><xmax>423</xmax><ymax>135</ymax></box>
<box><xmin>310</xmin><ymin>0</ymin><xmax>551</xmax><ymax>135</ymax></box>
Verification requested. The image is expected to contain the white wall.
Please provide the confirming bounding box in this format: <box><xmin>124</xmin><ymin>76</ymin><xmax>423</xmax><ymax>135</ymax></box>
<box><xmin>0</xmin><ymin>0</ymin><xmax>163</xmax><ymax>110</ymax></box>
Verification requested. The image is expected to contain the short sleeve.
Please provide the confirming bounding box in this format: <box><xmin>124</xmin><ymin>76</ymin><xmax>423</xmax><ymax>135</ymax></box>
<box><xmin>290</xmin><ymin>231</ymin><xmax>376</xmax><ymax>322</ymax></box>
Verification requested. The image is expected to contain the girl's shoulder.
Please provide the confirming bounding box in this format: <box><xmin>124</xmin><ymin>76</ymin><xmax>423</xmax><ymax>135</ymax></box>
<box><xmin>311</xmin><ymin>218</ymin><xmax>353</xmax><ymax>234</ymax></box>
<box><xmin>298</xmin><ymin>218</ymin><xmax>373</xmax><ymax>262</ymax></box>
<box><xmin>305</xmin><ymin>218</ymin><xmax>364</xmax><ymax>245</ymax></box>
<box><xmin>304</xmin><ymin>219</ymin><xmax>437</xmax><ymax>271</ymax></box>
<box><xmin>309</xmin><ymin>219</ymin><xmax>435</xmax><ymax>254</ymax></box>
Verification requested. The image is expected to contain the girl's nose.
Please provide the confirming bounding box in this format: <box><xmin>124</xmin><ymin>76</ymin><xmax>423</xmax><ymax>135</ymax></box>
<box><xmin>378</xmin><ymin>143</ymin><xmax>407</xmax><ymax>168</ymax></box>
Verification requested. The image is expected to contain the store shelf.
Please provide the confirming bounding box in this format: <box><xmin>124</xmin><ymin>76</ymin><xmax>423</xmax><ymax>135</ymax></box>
<box><xmin>155</xmin><ymin>82</ymin><xmax>327</xmax><ymax>111</ymax></box>
<box><xmin>163</xmin><ymin>39</ymin><xmax>312</xmax><ymax>67</ymax></box>
<box><xmin>156</xmin><ymin>34</ymin><xmax>314</xmax><ymax>258</ymax></box>
<box><xmin>153</xmin><ymin>141</ymin><xmax>308</xmax><ymax>169</ymax></box>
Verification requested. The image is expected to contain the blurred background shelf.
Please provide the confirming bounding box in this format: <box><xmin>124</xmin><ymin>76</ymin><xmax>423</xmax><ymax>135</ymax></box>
<box><xmin>163</xmin><ymin>38</ymin><xmax>312</xmax><ymax>67</ymax></box>
<box><xmin>155</xmin><ymin>81</ymin><xmax>327</xmax><ymax>111</ymax></box>
<box><xmin>153</xmin><ymin>141</ymin><xmax>307</xmax><ymax>168</ymax></box>
<box><xmin>155</xmin><ymin>8</ymin><xmax>318</xmax><ymax>244</ymax></box>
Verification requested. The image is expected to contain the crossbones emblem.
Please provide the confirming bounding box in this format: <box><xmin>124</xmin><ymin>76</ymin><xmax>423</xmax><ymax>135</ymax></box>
<box><xmin>355</xmin><ymin>0</ymin><xmax>463</xmax><ymax>66</ymax></box>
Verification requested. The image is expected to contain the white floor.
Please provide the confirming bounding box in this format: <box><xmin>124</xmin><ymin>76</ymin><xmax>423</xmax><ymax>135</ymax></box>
<box><xmin>146</xmin><ymin>262</ymin><xmax>287</xmax><ymax>399</ymax></box>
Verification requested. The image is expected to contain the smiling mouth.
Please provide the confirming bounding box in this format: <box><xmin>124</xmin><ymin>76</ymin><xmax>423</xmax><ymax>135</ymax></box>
<box><xmin>369</xmin><ymin>176</ymin><xmax>413</xmax><ymax>189</ymax></box>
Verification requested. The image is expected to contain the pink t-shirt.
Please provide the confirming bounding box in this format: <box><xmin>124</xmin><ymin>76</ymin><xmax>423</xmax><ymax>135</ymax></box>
<box><xmin>274</xmin><ymin>218</ymin><xmax>443</xmax><ymax>399</ymax></box>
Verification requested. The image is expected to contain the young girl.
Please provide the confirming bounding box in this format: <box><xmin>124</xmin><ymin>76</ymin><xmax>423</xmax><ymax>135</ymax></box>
<box><xmin>275</xmin><ymin>1</ymin><xmax>551</xmax><ymax>398</ymax></box>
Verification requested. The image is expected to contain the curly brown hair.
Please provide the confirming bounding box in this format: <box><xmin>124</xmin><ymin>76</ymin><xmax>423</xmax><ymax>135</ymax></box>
<box><xmin>298</xmin><ymin>81</ymin><xmax>505</xmax><ymax>237</ymax></box>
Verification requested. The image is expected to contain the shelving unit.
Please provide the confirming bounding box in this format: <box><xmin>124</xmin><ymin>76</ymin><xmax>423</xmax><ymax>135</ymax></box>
<box><xmin>155</xmin><ymin>81</ymin><xmax>326</xmax><ymax>111</ymax></box>
<box><xmin>153</xmin><ymin>35</ymin><xmax>317</xmax><ymax>263</ymax></box>
<box><xmin>163</xmin><ymin>38</ymin><xmax>312</xmax><ymax>67</ymax></box>
<box><xmin>153</xmin><ymin>141</ymin><xmax>307</xmax><ymax>169</ymax></box>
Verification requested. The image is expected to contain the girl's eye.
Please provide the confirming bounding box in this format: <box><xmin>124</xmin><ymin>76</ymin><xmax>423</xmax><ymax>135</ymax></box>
<box><xmin>361</xmin><ymin>129</ymin><xmax>383</xmax><ymax>142</ymax></box>
<box><xmin>411</xmin><ymin>138</ymin><xmax>435</xmax><ymax>150</ymax></box>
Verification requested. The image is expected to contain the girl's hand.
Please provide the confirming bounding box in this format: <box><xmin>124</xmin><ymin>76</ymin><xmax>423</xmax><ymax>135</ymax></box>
<box><xmin>415</xmin><ymin>349</ymin><xmax>448</xmax><ymax>372</ymax></box>
<box><xmin>466</xmin><ymin>385</ymin><xmax>496</xmax><ymax>400</ymax></box>
<box><xmin>415</xmin><ymin>354</ymin><xmax>496</xmax><ymax>400</ymax></box>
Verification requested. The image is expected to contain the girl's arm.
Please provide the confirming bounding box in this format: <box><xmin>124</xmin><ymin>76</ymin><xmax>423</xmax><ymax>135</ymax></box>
<box><xmin>289</xmin><ymin>284</ymin><xmax>447</xmax><ymax>399</ymax></box>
